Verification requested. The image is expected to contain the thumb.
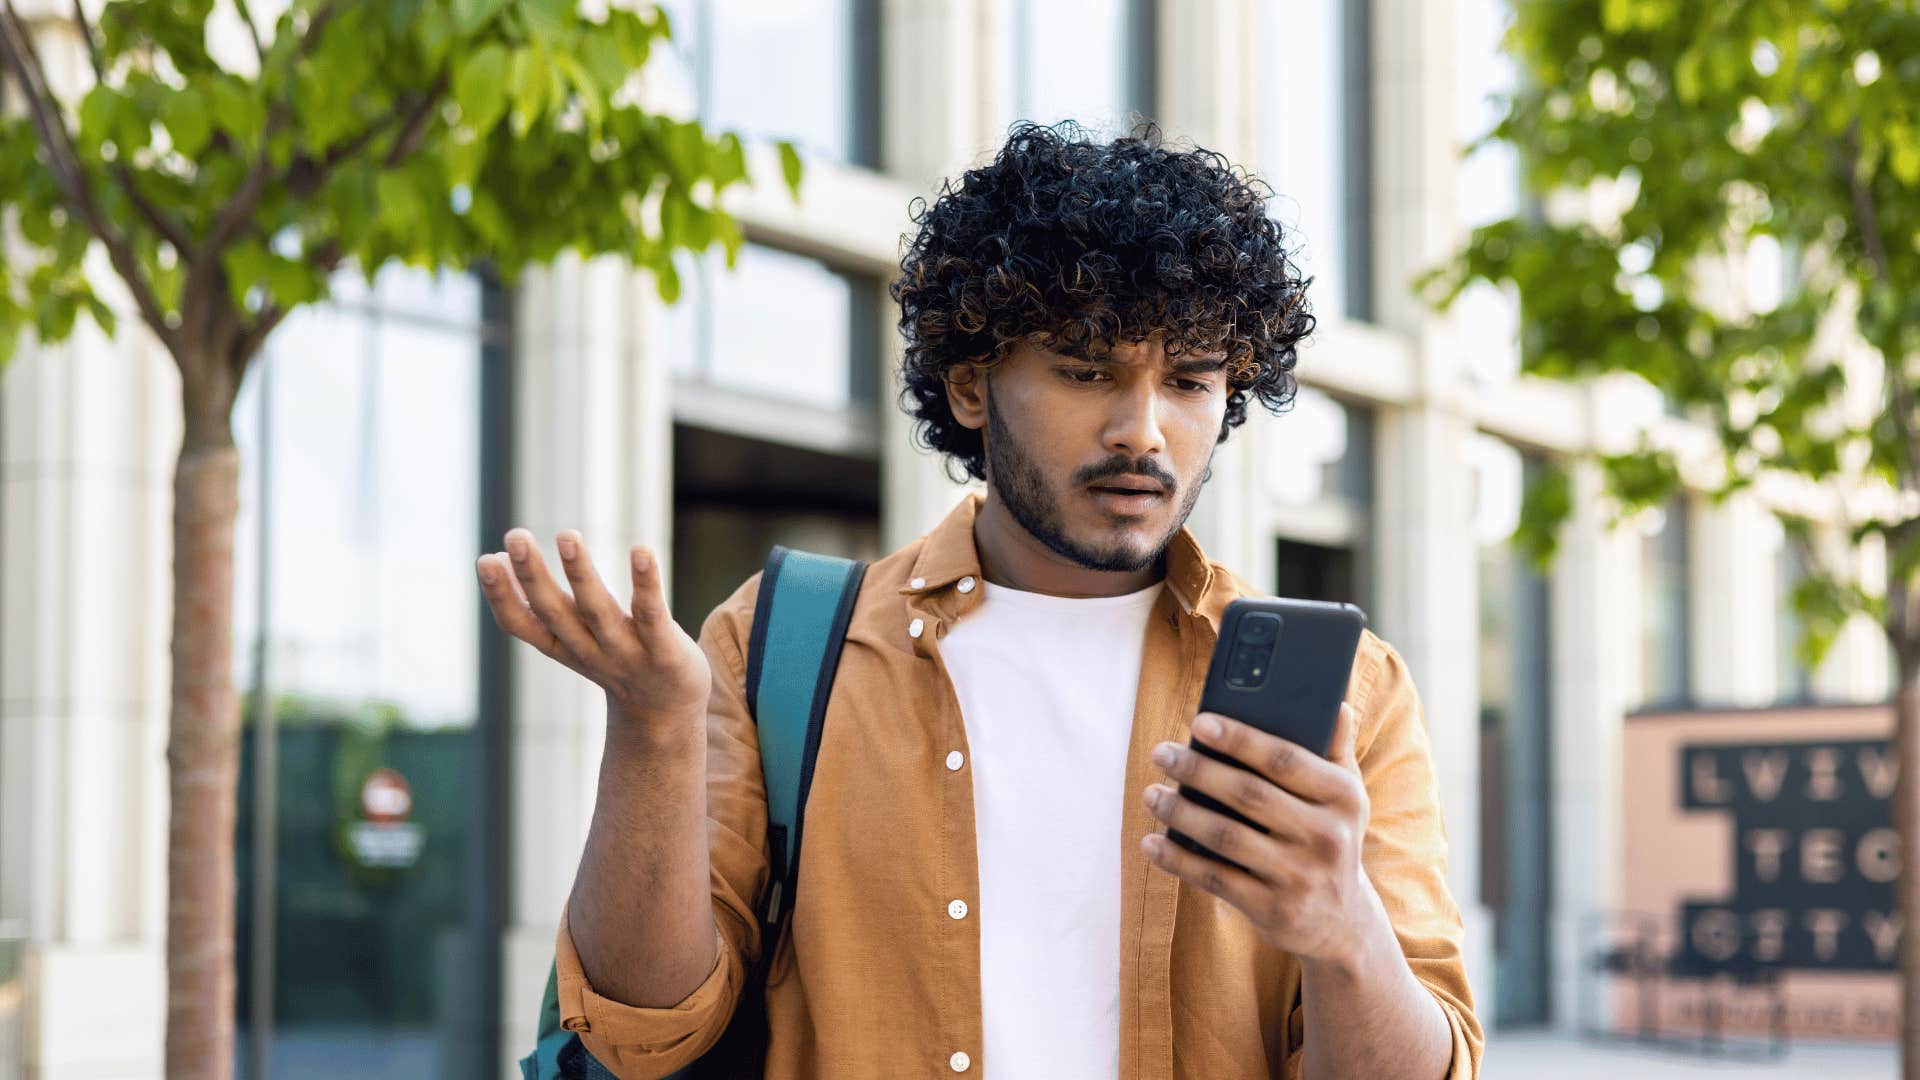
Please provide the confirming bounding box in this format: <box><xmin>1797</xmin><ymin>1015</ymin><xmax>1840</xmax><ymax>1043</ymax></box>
<box><xmin>1328</xmin><ymin>701</ymin><xmax>1360</xmax><ymax>771</ymax></box>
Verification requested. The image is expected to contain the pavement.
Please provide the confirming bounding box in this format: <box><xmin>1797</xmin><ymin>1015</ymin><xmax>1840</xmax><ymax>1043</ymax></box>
<box><xmin>1484</xmin><ymin>1030</ymin><xmax>1895</xmax><ymax>1078</ymax></box>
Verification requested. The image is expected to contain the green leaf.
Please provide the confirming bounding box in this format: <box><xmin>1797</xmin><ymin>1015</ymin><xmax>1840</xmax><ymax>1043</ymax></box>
<box><xmin>160</xmin><ymin>90</ymin><xmax>211</xmax><ymax>158</ymax></box>
<box><xmin>83</xmin><ymin>293</ymin><xmax>117</xmax><ymax>338</ymax></box>
<box><xmin>777</xmin><ymin>140</ymin><xmax>803</xmax><ymax>200</ymax></box>
<box><xmin>1889</xmin><ymin>124</ymin><xmax>1920</xmax><ymax>186</ymax></box>
<box><xmin>445</xmin><ymin>130</ymin><xmax>488</xmax><ymax>187</ymax></box>
<box><xmin>509</xmin><ymin>47</ymin><xmax>549</xmax><ymax>134</ymax></box>
<box><xmin>78</xmin><ymin>86</ymin><xmax>122</xmax><ymax>156</ymax></box>
<box><xmin>221</xmin><ymin>239</ymin><xmax>272</xmax><ymax>309</ymax></box>
<box><xmin>451</xmin><ymin>0</ymin><xmax>509</xmax><ymax>36</ymax></box>
<box><xmin>455</xmin><ymin>44</ymin><xmax>510</xmax><ymax>134</ymax></box>
<box><xmin>204</xmin><ymin>79</ymin><xmax>264</xmax><ymax>146</ymax></box>
<box><xmin>1514</xmin><ymin>462</ymin><xmax>1573</xmax><ymax>570</ymax></box>
<box><xmin>416</xmin><ymin>3</ymin><xmax>454</xmax><ymax>67</ymax></box>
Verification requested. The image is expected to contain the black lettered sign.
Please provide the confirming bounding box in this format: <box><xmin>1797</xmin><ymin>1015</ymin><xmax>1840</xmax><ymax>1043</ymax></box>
<box><xmin>1676</xmin><ymin>739</ymin><xmax>1900</xmax><ymax>972</ymax></box>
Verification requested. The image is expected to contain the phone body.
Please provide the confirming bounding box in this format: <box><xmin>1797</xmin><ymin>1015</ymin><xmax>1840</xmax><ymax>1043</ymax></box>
<box><xmin>1166</xmin><ymin>597</ymin><xmax>1368</xmax><ymax>873</ymax></box>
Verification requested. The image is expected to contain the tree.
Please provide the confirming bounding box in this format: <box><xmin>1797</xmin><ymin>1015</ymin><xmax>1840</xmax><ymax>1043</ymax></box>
<box><xmin>1424</xmin><ymin>0</ymin><xmax>1920</xmax><ymax>1072</ymax></box>
<box><xmin>0</xmin><ymin>1</ymin><xmax>796</xmax><ymax>1073</ymax></box>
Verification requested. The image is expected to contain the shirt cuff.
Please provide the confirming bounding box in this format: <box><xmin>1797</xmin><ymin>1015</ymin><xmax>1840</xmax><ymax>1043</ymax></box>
<box><xmin>1430</xmin><ymin>989</ymin><xmax>1482</xmax><ymax>1080</ymax></box>
<box><xmin>554</xmin><ymin>906</ymin><xmax>741</xmax><ymax>1074</ymax></box>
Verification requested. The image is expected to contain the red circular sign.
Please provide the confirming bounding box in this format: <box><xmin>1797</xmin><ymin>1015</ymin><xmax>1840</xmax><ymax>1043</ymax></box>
<box><xmin>360</xmin><ymin>768</ymin><xmax>413</xmax><ymax>824</ymax></box>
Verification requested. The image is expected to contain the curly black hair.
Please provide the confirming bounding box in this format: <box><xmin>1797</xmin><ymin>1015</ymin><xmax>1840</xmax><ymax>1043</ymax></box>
<box><xmin>890</xmin><ymin>120</ymin><xmax>1314</xmax><ymax>483</ymax></box>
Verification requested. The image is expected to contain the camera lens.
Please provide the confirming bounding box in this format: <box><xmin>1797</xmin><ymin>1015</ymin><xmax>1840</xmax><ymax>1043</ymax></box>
<box><xmin>1240</xmin><ymin>614</ymin><xmax>1278</xmax><ymax>644</ymax></box>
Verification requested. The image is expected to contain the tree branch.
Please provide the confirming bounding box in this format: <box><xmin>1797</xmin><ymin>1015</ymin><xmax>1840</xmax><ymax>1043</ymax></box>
<box><xmin>0</xmin><ymin>0</ymin><xmax>179</xmax><ymax>354</ymax></box>
<box><xmin>229</xmin><ymin>236</ymin><xmax>343</xmax><ymax>378</ymax></box>
<box><xmin>196</xmin><ymin>0</ymin><xmax>338</xmax><ymax>262</ymax></box>
<box><xmin>382</xmin><ymin>73</ymin><xmax>448</xmax><ymax>168</ymax></box>
<box><xmin>230</xmin><ymin>0</ymin><xmax>266</xmax><ymax>69</ymax></box>
<box><xmin>1834</xmin><ymin>123</ymin><xmax>1920</xmax><ymax>492</ymax></box>
<box><xmin>66</xmin><ymin>1</ymin><xmax>198</xmax><ymax>255</ymax></box>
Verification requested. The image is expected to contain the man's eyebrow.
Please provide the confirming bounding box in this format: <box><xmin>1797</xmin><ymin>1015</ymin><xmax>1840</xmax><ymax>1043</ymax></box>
<box><xmin>1168</xmin><ymin>356</ymin><xmax>1229</xmax><ymax>374</ymax></box>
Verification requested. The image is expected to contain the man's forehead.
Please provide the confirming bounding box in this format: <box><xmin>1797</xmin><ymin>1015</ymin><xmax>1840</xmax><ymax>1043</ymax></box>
<box><xmin>1054</xmin><ymin>337</ymin><xmax>1229</xmax><ymax>369</ymax></box>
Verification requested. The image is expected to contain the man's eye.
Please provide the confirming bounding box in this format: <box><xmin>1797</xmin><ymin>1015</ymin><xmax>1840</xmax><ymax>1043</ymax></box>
<box><xmin>1065</xmin><ymin>368</ymin><xmax>1107</xmax><ymax>383</ymax></box>
<box><xmin>1173</xmin><ymin>379</ymin><xmax>1211</xmax><ymax>393</ymax></box>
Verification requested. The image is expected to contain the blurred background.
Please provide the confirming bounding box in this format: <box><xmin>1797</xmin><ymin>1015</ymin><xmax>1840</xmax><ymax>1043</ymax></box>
<box><xmin>0</xmin><ymin>0</ymin><xmax>1904</xmax><ymax>1077</ymax></box>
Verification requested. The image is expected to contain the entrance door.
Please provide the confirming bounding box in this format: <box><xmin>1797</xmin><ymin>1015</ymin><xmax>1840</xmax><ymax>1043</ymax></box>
<box><xmin>232</xmin><ymin>267</ymin><xmax>509</xmax><ymax>1078</ymax></box>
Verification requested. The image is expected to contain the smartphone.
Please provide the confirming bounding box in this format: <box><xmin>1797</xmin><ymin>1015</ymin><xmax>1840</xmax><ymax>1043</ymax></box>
<box><xmin>1165</xmin><ymin>597</ymin><xmax>1368</xmax><ymax>873</ymax></box>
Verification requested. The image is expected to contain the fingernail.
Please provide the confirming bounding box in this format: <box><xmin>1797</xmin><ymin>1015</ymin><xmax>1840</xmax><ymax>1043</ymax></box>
<box><xmin>1193</xmin><ymin>714</ymin><xmax>1222</xmax><ymax>740</ymax></box>
<box><xmin>478</xmin><ymin>561</ymin><xmax>495</xmax><ymax>583</ymax></box>
<box><xmin>633</xmin><ymin>549</ymin><xmax>650</xmax><ymax>573</ymax></box>
<box><xmin>507</xmin><ymin>534</ymin><xmax>527</xmax><ymax>560</ymax></box>
<box><xmin>557</xmin><ymin>534</ymin><xmax>576</xmax><ymax>558</ymax></box>
<box><xmin>1145</xmin><ymin>786</ymin><xmax>1163</xmax><ymax>810</ymax></box>
<box><xmin>1152</xmin><ymin>744</ymin><xmax>1176</xmax><ymax>768</ymax></box>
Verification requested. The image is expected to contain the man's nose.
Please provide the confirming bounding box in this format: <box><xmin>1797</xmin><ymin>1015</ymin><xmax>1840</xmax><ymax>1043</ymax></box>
<box><xmin>1103</xmin><ymin>376</ymin><xmax>1168</xmax><ymax>459</ymax></box>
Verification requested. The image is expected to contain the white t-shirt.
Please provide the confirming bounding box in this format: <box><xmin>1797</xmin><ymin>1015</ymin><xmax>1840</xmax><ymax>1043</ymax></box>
<box><xmin>936</xmin><ymin>576</ymin><xmax>1166</xmax><ymax>1079</ymax></box>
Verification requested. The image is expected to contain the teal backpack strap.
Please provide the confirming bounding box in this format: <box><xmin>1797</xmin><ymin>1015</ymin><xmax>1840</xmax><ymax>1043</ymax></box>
<box><xmin>745</xmin><ymin>545</ymin><xmax>867</xmax><ymax>928</ymax></box>
<box><xmin>521</xmin><ymin>544</ymin><xmax>866</xmax><ymax>1080</ymax></box>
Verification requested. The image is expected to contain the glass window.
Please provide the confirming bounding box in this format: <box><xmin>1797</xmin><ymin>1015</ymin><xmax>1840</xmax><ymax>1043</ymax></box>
<box><xmin>1639</xmin><ymin>497</ymin><xmax>1694</xmax><ymax>707</ymax></box>
<box><xmin>1774</xmin><ymin>523</ymin><xmax>1814</xmax><ymax>702</ymax></box>
<box><xmin>997</xmin><ymin>0</ymin><xmax>1147</xmax><ymax>137</ymax></box>
<box><xmin>1260</xmin><ymin>0</ymin><xmax>1368</xmax><ymax>321</ymax></box>
<box><xmin>1264</xmin><ymin>387</ymin><xmax>1372</xmax><ymax>508</ymax></box>
<box><xmin>670</xmin><ymin>244</ymin><xmax>878</xmax><ymax>410</ymax></box>
<box><xmin>1454</xmin><ymin>0</ymin><xmax>1522</xmax><ymax>381</ymax></box>
<box><xmin>661</xmin><ymin>0</ymin><xmax>876</xmax><ymax>166</ymax></box>
<box><xmin>1468</xmin><ymin>434</ymin><xmax>1554</xmax><ymax>1026</ymax></box>
<box><xmin>231</xmin><ymin>266</ymin><xmax>501</xmax><ymax>1078</ymax></box>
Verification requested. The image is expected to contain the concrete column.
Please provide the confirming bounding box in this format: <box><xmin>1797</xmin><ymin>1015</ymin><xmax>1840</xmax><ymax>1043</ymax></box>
<box><xmin>500</xmin><ymin>255</ymin><xmax>676</xmax><ymax>1067</ymax></box>
<box><xmin>1363</xmin><ymin>0</ymin><xmax>1494</xmax><ymax>1020</ymax></box>
<box><xmin>1546</xmin><ymin>458</ymin><xmax>1640</xmax><ymax>1030</ymax></box>
<box><xmin>878</xmin><ymin>0</ymin><xmax>993</xmax><ymax>551</ymax></box>
<box><xmin>1145</xmin><ymin>0</ymin><xmax>1265</xmax><ymax>576</ymax></box>
<box><xmin>0</xmin><ymin>13</ymin><xmax>173</xmax><ymax>1077</ymax></box>
<box><xmin>1</xmin><ymin>281</ymin><xmax>176</xmax><ymax>1078</ymax></box>
<box><xmin>1689</xmin><ymin>491</ymin><xmax>1779</xmax><ymax>706</ymax></box>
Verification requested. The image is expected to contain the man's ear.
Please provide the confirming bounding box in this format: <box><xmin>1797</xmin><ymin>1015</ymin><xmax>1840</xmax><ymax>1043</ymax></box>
<box><xmin>946</xmin><ymin>362</ymin><xmax>989</xmax><ymax>432</ymax></box>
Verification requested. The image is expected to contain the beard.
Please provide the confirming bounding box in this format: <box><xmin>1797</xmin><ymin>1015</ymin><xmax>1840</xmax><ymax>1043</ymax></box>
<box><xmin>983</xmin><ymin>390</ymin><xmax>1211</xmax><ymax>574</ymax></box>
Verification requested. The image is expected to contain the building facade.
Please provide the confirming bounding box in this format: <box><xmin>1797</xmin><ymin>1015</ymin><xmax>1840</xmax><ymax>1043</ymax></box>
<box><xmin>0</xmin><ymin>0</ymin><xmax>1895</xmax><ymax>1076</ymax></box>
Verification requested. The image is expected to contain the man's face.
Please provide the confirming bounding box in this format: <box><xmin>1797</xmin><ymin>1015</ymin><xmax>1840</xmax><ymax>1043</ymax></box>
<box><xmin>975</xmin><ymin>337</ymin><xmax>1228</xmax><ymax>573</ymax></box>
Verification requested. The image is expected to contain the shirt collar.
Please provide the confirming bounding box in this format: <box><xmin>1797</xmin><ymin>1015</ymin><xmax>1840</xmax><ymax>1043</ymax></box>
<box><xmin>903</xmin><ymin>492</ymin><xmax>1226</xmax><ymax>627</ymax></box>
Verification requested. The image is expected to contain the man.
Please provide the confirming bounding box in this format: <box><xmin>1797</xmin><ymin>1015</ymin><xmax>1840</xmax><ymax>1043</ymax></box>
<box><xmin>476</xmin><ymin>123</ymin><xmax>1483</xmax><ymax>1079</ymax></box>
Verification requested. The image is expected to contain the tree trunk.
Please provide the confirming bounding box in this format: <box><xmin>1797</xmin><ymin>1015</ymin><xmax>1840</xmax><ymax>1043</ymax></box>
<box><xmin>1899</xmin><ymin>642</ymin><xmax>1920</xmax><ymax>1080</ymax></box>
<box><xmin>165</xmin><ymin>437</ymin><xmax>242</xmax><ymax>1080</ymax></box>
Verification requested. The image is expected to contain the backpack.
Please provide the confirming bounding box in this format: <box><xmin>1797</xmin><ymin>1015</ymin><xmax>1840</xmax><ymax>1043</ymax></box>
<box><xmin>521</xmin><ymin>545</ymin><xmax>870</xmax><ymax>1080</ymax></box>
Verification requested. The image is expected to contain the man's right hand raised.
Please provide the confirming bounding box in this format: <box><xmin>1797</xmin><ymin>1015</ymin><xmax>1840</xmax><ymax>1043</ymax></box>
<box><xmin>476</xmin><ymin>528</ymin><xmax>712</xmax><ymax>730</ymax></box>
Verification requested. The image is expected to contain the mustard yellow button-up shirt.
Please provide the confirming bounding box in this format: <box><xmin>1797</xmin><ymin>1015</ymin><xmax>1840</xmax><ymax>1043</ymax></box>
<box><xmin>556</xmin><ymin>492</ymin><xmax>1483</xmax><ymax>1078</ymax></box>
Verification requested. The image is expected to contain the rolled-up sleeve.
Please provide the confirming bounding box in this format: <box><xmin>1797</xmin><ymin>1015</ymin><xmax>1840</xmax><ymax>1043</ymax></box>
<box><xmin>551</xmin><ymin>576</ymin><xmax>774</xmax><ymax>1078</ymax></box>
<box><xmin>1283</xmin><ymin>632</ymin><xmax>1485</xmax><ymax>1079</ymax></box>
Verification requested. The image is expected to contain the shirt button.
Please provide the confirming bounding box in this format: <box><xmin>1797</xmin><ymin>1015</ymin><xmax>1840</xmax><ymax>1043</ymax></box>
<box><xmin>908</xmin><ymin>617</ymin><xmax>925</xmax><ymax>639</ymax></box>
<box><xmin>948</xmin><ymin>898</ymin><xmax>968</xmax><ymax>920</ymax></box>
<box><xmin>910</xmin><ymin>576</ymin><xmax>926</xmax><ymax>589</ymax></box>
<box><xmin>950</xmin><ymin>1050</ymin><xmax>971</xmax><ymax>1072</ymax></box>
<box><xmin>957</xmin><ymin>575</ymin><xmax>976</xmax><ymax>593</ymax></box>
<box><xmin>945</xmin><ymin>750</ymin><xmax>964</xmax><ymax>771</ymax></box>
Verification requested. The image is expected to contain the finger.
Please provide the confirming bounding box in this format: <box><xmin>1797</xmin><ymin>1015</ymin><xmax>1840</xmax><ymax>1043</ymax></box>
<box><xmin>1190</xmin><ymin>711</ymin><xmax>1357</xmax><ymax>807</ymax></box>
<box><xmin>476</xmin><ymin>553</ymin><xmax>591</xmax><ymax>675</ymax></box>
<box><xmin>504</xmin><ymin>528</ymin><xmax>607</xmax><ymax>665</ymax></box>
<box><xmin>1153</xmin><ymin>740</ymin><xmax>1318</xmax><ymax>844</ymax></box>
<box><xmin>555</xmin><ymin>530</ymin><xmax>637</xmax><ymax>653</ymax></box>
<box><xmin>1144</xmin><ymin>783</ymin><xmax>1291</xmax><ymax>881</ymax></box>
<box><xmin>1140</xmin><ymin>829</ymin><xmax>1274</xmax><ymax>917</ymax></box>
<box><xmin>629</xmin><ymin>545</ymin><xmax>671</xmax><ymax>630</ymax></box>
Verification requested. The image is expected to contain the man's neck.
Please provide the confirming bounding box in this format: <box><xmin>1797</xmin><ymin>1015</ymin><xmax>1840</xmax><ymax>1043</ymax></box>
<box><xmin>972</xmin><ymin>493</ymin><xmax>1164</xmax><ymax>598</ymax></box>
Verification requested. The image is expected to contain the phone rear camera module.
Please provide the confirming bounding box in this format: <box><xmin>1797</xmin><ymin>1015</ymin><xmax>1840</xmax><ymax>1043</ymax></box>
<box><xmin>1226</xmin><ymin>613</ymin><xmax>1281</xmax><ymax>689</ymax></box>
<box><xmin>1239</xmin><ymin>613</ymin><xmax>1279</xmax><ymax>644</ymax></box>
